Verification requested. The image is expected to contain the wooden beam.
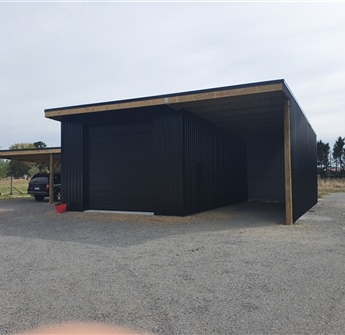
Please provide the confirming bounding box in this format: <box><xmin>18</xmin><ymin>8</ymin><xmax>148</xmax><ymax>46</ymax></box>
<box><xmin>284</xmin><ymin>100</ymin><xmax>293</xmax><ymax>225</ymax></box>
<box><xmin>49</xmin><ymin>153</ymin><xmax>54</xmax><ymax>205</ymax></box>
<box><xmin>167</xmin><ymin>83</ymin><xmax>284</xmax><ymax>104</ymax></box>
<box><xmin>0</xmin><ymin>148</ymin><xmax>61</xmax><ymax>165</ymax></box>
<box><xmin>0</xmin><ymin>148</ymin><xmax>61</xmax><ymax>157</ymax></box>
<box><xmin>45</xmin><ymin>83</ymin><xmax>284</xmax><ymax>118</ymax></box>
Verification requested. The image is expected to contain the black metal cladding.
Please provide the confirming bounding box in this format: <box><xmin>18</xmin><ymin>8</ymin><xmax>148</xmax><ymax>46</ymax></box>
<box><xmin>61</xmin><ymin>108</ymin><xmax>156</xmax><ymax>213</ymax></box>
<box><xmin>247</xmin><ymin>138</ymin><xmax>285</xmax><ymax>202</ymax></box>
<box><xmin>62</xmin><ymin>106</ymin><xmax>248</xmax><ymax>216</ymax></box>
<box><xmin>288</xmin><ymin>96</ymin><xmax>318</xmax><ymax>222</ymax></box>
<box><xmin>154</xmin><ymin>108</ymin><xmax>185</xmax><ymax>215</ymax></box>
<box><xmin>61</xmin><ymin>121</ymin><xmax>85</xmax><ymax>211</ymax></box>
<box><xmin>87</xmin><ymin>120</ymin><xmax>154</xmax><ymax>212</ymax></box>
<box><xmin>154</xmin><ymin>108</ymin><xmax>247</xmax><ymax>216</ymax></box>
<box><xmin>182</xmin><ymin>111</ymin><xmax>247</xmax><ymax>215</ymax></box>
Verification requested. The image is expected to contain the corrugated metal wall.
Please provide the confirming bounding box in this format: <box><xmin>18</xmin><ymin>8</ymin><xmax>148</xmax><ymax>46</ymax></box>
<box><xmin>61</xmin><ymin>106</ymin><xmax>186</xmax><ymax>215</ymax></box>
<box><xmin>61</xmin><ymin>121</ymin><xmax>85</xmax><ymax>211</ymax></box>
<box><xmin>154</xmin><ymin>109</ymin><xmax>247</xmax><ymax>216</ymax></box>
<box><xmin>87</xmin><ymin>120</ymin><xmax>154</xmax><ymax>212</ymax></box>
<box><xmin>154</xmin><ymin>108</ymin><xmax>185</xmax><ymax>215</ymax></box>
<box><xmin>182</xmin><ymin>112</ymin><xmax>247</xmax><ymax>215</ymax></box>
<box><xmin>288</xmin><ymin>97</ymin><xmax>318</xmax><ymax>222</ymax></box>
<box><xmin>61</xmin><ymin>108</ymin><xmax>156</xmax><ymax>212</ymax></box>
<box><xmin>247</xmin><ymin>139</ymin><xmax>284</xmax><ymax>202</ymax></box>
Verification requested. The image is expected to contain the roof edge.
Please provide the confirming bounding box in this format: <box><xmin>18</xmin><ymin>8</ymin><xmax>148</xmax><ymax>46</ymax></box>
<box><xmin>45</xmin><ymin>79</ymin><xmax>285</xmax><ymax>120</ymax></box>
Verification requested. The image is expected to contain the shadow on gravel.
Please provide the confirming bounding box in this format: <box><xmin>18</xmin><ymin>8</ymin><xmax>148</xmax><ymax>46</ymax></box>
<box><xmin>0</xmin><ymin>198</ymin><xmax>285</xmax><ymax>247</ymax></box>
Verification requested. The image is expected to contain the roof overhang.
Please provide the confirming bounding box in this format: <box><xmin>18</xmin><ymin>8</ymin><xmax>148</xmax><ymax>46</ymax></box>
<box><xmin>0</xmin><ymin>147</ymin><xmax>61</xmax><ymax>165</ymax></box>
<box><xmin>45</xmin><ymin>80</ymin><xmax>290</xmax><ymax>139</ymax></box>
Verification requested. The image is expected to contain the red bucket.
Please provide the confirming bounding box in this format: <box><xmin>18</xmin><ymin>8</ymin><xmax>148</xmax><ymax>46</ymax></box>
<box><xmin>55</xmin><ymin>203</ymin><xmax>67</xmax><ymax>213</ymax></box>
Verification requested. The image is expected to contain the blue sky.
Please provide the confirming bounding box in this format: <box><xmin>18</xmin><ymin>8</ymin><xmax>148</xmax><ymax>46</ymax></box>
<box><xmin>1</xmin><ymin>2</ymin><xmax>344</xmax><ymax>149</ymax></box>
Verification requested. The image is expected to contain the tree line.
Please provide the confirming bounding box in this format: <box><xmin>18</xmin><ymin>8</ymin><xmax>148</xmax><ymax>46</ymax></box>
<box><xmin>0</xmin><ymin>141</ymin><xmax>48</xmax><ymax>178</ymax></box>
<box><xmin>317</xmin><ymin>136</ymin><xmax>345</xmax><ymax>178</ymax></box>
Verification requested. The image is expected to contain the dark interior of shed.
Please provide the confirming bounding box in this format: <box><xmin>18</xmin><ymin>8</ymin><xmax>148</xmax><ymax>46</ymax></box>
<box><xmin>176</xmin><ymin>90</ymin><xmax>287</xmax><ymax>204</ymax></box>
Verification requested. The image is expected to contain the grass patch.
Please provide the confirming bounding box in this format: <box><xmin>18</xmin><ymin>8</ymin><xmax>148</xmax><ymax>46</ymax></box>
<box><xmin>318</xmin><ymin>178</ymin><xmax>345</xmax><ymax>198</ymax></box>
<box><xmin>0</xmin><ymin>178</ymin><xmax>30</xmax><ymax>199</ymax></box>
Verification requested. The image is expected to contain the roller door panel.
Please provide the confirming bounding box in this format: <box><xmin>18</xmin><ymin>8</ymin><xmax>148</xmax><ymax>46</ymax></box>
<box><xmin>88</xmin><ymin>121</ymin><xmax>154</xmax><ymax>212</ymax></box>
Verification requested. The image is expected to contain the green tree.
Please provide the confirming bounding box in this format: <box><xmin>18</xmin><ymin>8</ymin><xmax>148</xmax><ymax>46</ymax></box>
<box><xmin>0</xmin><ymin>159</ymin><xmax>10</xmax><ymax>178</ymax></box>
<box><xmin>33</xmin><ymin>141</ymin><xmax>47</xmax><ymax>148</ymax></box>
<box><xmin>317</xmin><ymin>140</ymin><xmax>330</xmax><ymax>178</ymax></box>
<box><xmin>332</xmin><ymin>136</ymin><xmax>345</xmax><ymax>177</ymax></box>
<box><xmin>0</xmin><ymin>145</ymin><xmax>10</xmax><ymax>178</ymax></box>
<box><xmin>27</xmin><ymin>166</ymin><xmax>40</xmax><ymax>177</ymax></box>
<box><xmin>8</xmin><ymin>143</ymin><xmax>35</xmax><ymax>178</ymax></box>
<box><xmin>33</xmin><ymin>141</ymin><xmax>48</xmax><ymax>172</ymax></box>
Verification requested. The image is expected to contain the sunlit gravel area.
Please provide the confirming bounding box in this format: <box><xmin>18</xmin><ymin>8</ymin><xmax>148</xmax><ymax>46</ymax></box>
<box><xmin>0</xmin><ymin>195</ymin><xmax>344</xmax><ymax>335</ymax></box>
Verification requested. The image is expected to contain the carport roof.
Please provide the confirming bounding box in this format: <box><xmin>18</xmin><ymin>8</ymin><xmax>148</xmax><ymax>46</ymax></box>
<box><xmin>0</xmin><ymin>147</ymin><xmax>61</xmax><ymax>165</ymax></box>
<box><xmin>45</xmin><ymin>79</ymin><xmax>295</xmax><ymax>139</ymax></box>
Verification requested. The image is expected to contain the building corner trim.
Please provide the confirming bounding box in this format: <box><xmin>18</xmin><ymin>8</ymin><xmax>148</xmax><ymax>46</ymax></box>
<box><xmin>284</xmin><ymin>99</ymin><xmax>293</xmax><ymax>225</ymax></box>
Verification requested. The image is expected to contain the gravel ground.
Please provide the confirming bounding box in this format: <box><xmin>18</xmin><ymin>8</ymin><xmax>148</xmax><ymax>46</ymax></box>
<box><xmin>0</xmin><ymin>195</ymin><xmax>344</xmax><ymax>335</ymax></box>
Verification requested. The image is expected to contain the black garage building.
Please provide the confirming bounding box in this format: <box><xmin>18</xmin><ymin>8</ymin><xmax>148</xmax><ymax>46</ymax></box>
<box><xmin>45</xmin><ymin>79</ymin><xmax>317</xmax><ymax>224</ymax></box>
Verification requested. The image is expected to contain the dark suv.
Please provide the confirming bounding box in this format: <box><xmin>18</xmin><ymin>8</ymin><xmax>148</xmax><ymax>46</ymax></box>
<box><xmin>28</xmin><ymin>173</ymin><xmax>61</xmax><ymax>202</ymax></box>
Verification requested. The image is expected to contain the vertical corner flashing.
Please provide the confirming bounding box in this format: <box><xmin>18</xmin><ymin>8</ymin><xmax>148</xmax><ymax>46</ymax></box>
<box><xmin>284</xmin><ymin>100</ymin><xmax>293</xmax><ymax>225</ymax></box>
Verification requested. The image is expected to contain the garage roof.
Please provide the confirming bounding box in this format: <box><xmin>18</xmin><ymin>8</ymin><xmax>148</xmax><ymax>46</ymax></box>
<box><xmin>0</xmin><ymin>147</ymin><xmax>61</xmax><ymax>165</ymax></box>
<box><xmin>45</xmin><ymin>79</ymin><xmax>292</xmax><ymax>139</ymax></box>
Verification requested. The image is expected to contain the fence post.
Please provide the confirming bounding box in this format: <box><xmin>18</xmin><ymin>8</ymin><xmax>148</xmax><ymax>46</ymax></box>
<box><xmin>10</xmin><ymin>175</ymin><xmax>13</xmax><ymax>195</ymax></box>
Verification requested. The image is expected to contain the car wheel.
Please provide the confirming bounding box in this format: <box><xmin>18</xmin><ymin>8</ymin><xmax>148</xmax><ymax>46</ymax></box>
<box><xmin>54</xmin><ymin>188</ymin><xmax>61</xmax><ymax>202</ymax></box>
<box><xmin>34</xmin><ymin>195</ymin><xmax>44</xmax><ymax>201</ymax></box>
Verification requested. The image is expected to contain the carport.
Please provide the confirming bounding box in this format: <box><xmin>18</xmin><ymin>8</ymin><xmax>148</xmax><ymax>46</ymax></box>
<box><xmin>45</xmin><ymin>79</ymin><xmax>317</xmax><ymax>224</ymax></box>
<box><xmin>0</xmin><ymin>147</ymin><xmax>61</xmax><ymax>204</ymax></box>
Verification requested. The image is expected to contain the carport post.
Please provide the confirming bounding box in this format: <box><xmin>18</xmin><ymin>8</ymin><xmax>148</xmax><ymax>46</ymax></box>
<box><xmin>49</xmin><ymin>153</ymin><xmax>54</xmax><ymax>204</ymax></box>
<box><xmin>284</xmin><ymin>99</ymin><xmax>293</xmax><ymax>225</ymax></box>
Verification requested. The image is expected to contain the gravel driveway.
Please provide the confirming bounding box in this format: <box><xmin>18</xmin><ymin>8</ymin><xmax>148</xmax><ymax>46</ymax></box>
<box><xmin>0</xmin><ymin>195</ymin><xmax>344</xmax><ymax>335</ymax></box>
